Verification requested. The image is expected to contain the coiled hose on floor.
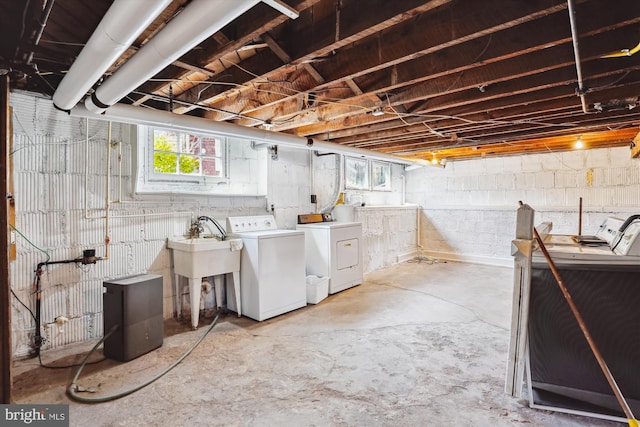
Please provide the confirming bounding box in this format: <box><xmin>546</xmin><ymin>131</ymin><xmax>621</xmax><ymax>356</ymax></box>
<box><xmin>68</xmin><ymin>312</ymin><xmax>220</xmax><ymax>403</ymax></box>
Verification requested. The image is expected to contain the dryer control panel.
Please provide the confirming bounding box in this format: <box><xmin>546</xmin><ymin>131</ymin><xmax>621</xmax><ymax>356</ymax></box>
<box><xmin>613</xmin><ymin>220</ymin><xmax>640</xmax><ymax>256</ymax></box>
<box><xmin>227</xmin><ymin>215</ymin><xmax>278</xmax><ymax>233</ymax></box>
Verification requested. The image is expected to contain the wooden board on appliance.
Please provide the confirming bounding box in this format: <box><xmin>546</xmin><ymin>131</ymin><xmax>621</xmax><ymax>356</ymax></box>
<box><xmin>298</xmin><ymin>213</ymin><xmax>324</xmax><ymax>224</ymax></box>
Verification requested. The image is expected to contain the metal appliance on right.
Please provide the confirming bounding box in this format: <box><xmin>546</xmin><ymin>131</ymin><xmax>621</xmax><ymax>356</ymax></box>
<box><xmin>526</xmin><ymin>215</ymin><xmax>640</xmax><ymax>423</ymax></box>
<box><xmin>297</xmin><ymin>214</ymin><xmax>363</xmax><ymax>294</ymax></box>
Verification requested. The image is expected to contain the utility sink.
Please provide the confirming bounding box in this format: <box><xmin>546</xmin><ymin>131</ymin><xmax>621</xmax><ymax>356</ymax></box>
<box><xmin>167</xmin><ymin>237</ymin><xmax>243</xmax><ymax>328</ymax></box>
<box><xmin>167</xmin><ymin>237</ymin><xmax>242</xmax><ymax>278</ymax></box>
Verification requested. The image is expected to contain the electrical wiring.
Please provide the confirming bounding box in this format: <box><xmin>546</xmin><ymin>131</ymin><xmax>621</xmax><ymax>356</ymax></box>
<box><xmin>32</xmin><ymin>27</ymin><xmax>580</xmax><ymax>136</ymax></box>
<box><xmin>10</xmin><ymin>111</ymin><xmax>103</xmax><ymax>156</ymax></box>
<box><xmin>8</xmin><ymin>224</ymin><xmax>105</xmax><ymax>367</ymax></box>
<box><xmin>217</xmin><ymin>56</ymin><xmax>376</xmax><ymax>116</ymax></box>
<box><xmin>38</xmin><ymin>39</ymin><xmax>85</xmax><ymax>46</ymax></box>
<box><xmin>130</xmin><ymin>90</ymin><xmax>265</xmax><ymax>123</ymax></box>
<box><xmin>11</xmin><ymin>288</ymin><xmax>36</xmax><ymax>323</ymax></box>
<box><xmin>589</xmin><ymin>71</ymin><xmax>631</xmax><ymax>91</ymax></box>
<box><xmin>9</xmin><ymin>223</ymin><xmax>50</xmax><ymax>262</ymax></box>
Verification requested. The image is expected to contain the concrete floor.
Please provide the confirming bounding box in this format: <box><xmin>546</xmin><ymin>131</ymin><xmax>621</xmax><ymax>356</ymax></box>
<box><xmin>13</xmin><ymin>260</ymin><xmax>620</xmax><ymax>427</ymax></box>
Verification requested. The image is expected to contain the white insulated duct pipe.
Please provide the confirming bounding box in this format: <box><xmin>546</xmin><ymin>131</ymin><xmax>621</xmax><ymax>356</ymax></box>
<box><xmin>52</xmin><ymin>0</ymin><xmax>172</xmax><ymax>111</ymax></box>
<box><xmin>71</xmin><ymin>103</ymin><xmax>428</xmax><ymax>166</ymax></box>
<box><xmin>85</xmin><ymin>0</ymin><xmax>262</xmax><ymax>113</ymax></box>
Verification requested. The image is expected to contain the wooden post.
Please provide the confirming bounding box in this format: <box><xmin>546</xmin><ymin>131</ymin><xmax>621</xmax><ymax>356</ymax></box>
<box><xmin>505</xmin><ymin>202</ymin><xmax>534</xmax><ymax>397</ymax></box>
<box><xmin>578</xmin><ymin>197</ymin><xmax>583</xmax><ymax>236</ymax></box>
<box><xmin>1</xmin><ymin>74</ymin><xmax>12</xmax><ymax>403</ymax></box>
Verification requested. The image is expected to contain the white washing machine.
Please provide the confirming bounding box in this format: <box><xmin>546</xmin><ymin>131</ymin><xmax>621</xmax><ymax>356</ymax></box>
<box><xmin>296</xmin><ymin>221</ymin><xmax>363</xmax><ymax>294</ymax></box>
<box><xmin>227</xmin><ymin>215</ymin><xmax>306</xmax><ymax>321</ymax></box>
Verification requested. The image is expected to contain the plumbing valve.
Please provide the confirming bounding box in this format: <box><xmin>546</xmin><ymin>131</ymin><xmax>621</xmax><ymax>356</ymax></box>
<box><xmin>188</xmin><ymin>220</ymin><xmax>203</xmax><ymax>239</ymax></box>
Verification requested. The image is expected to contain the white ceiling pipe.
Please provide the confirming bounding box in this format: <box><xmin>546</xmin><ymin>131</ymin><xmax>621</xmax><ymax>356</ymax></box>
<box><xmin>71</xmin><ymin>103</ymin><xmax>428</xmax><ymax>166</ymax></box>
<box><xmin>52</xmin><ymin>0</ymin><xmax>172</xmax><ymax>111</ymax></box>
<box><xmin>85</xmin><ymin>0</ymin><xmax>263</xmax><ymax>114</ymax></box>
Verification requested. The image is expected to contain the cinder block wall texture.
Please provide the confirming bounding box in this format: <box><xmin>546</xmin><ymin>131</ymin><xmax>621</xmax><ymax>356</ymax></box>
<box><xmin>405</xmin><ymin>148</ymin><xmax>640</xmax><ymax>266</ymax></box>
<box><xmin>8</xmin><ymin>93</ymin><xmax>417</xmax><ymax>357</ymax></box>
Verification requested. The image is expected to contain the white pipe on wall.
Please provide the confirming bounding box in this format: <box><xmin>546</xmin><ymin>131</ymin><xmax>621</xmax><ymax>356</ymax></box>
<box><xmin>104</xmin><ymin>121</ymin><xmax>112</xmax><ymax>260</ymax></box>
<box><xmin>71</xmin><ymin>103</ymin><xmax>429</xmax><ymax>166</ymax></box>
<box><xmin>52</xmin><ymin>0</ymin><xmax>172</xmax><ymax>111</ymax></box>
<box><xmin>85</xmin><ymin>0</ymin><xmax>262</xmax><ymax>113</ymax></box>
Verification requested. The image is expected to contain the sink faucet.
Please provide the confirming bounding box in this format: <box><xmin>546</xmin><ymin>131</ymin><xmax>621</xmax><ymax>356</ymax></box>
<box><xmin>197</xmin><ymin>215</ymin><xmax>227</xmax><ymax>240</ymax></box>
<box><xmin>188</xmin><ymin>219</ymin><xmax>203</xmax><ymax>239</ymax></box>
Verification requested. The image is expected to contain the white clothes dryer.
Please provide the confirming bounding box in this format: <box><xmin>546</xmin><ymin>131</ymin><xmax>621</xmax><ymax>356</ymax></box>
<box><xmin>296</xmin><ymin>221</ymin><xmax>363</xmax><ymax>294</ymax></box>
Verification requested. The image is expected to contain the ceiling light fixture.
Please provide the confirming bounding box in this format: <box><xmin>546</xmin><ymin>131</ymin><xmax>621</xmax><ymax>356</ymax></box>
<box><xmin>575</xmin><ymin>136</ymin><xmax>584</xmax><ymax>149</ymax></box>
<box><xmin>371</xmin><ymin>107</ymin><xmax>384</xmax><ymax>116</ymax></box>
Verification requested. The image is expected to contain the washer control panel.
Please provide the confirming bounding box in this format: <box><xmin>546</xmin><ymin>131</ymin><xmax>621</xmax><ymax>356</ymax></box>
<box><xmin>227</xmin><ymin>215</ymin><xmax>278</xmax><ymax>233</ymax></box>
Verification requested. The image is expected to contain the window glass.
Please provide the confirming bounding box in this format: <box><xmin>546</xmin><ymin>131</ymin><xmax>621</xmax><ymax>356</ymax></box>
<box><xmin>371</xmin><ymin>161</ymin><xmax>391</xmax><ymax>191</ymax></box>
<box><xmin>345</xmin><ymin>157</ymin><xmax>369</xmax><ymax>190</ymax></box>
<box><xmin>153</xmin><ymin>129</ymin><xmax>223</xmax><ymax>178</ymax></box>
<box><xmin>345</xmin><ymin>157</ymin><xmax>391</xmax><ymax>191</ymax></box>
<box><xmin>136</xmin><ymin>125</ymin><xmax>267</xmax><ymax>196</ymax></box>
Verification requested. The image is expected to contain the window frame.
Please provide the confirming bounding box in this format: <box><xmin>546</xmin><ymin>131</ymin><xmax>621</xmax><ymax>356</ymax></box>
<box><xmin>344</xmin><ymin>157</ymin><xmax>370</xmax><ymax>190</ymax></box>
<box><xmin>147</xmin><ymin>127</ymin><xmax>229</xmax><ymax>184</ymax></box>
<box><xmin>344</xmin><ymin>156</ymin><xmax>391</xmax><ymax>192</ymax></box>
<box><xmin>370</xmin><ymin>160</ymin><xmax>392</xmax><ymax>191</ymax></box>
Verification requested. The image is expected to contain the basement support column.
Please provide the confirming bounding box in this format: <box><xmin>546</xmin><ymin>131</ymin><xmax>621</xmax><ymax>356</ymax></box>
<box><xmin>1</xmin><ymin>74</ymin><xmax>11</xmax><ymax>403</ymax></box>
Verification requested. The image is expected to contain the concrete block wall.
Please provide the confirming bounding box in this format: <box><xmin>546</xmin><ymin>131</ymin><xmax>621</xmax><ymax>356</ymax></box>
<box><xmin>313</xmin><ymin>155</ymin><xmax>406</xmax><ymax>209</ymax></box>
<box><xmin>355</xmin><ymin>205</ymin><xmax>418</xmax><ymax>272</ymax></box>
<box><xmin>313</xmin><ymin>155</ymin><xmax>419</xmax><ymax>272</ymax></box>
<box><xmin>8</xmin><ymin>93</ymin><xmax>309</xmax><ymax>357</ymax></box>
<box><xmin>269</xmin><ymin>148</ymin><xmax>313</xmax><ymax>229</ymax></box>
<box><xmin>405</xmin><ymin>147</ymin><xmax>640</xmax><ymax>265</ymax></box>
<box><xmin>9</xmin><ymin>92</ymin><xmax>418</xmax><ymax>357</ymax></box>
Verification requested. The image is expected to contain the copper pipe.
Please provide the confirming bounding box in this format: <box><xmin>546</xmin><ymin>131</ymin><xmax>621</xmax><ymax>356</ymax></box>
<box><xmin>578</xmin><ymin>196</ymin><xmax>583</xmax><ymax>235</ymax></box>
<box><xmin>533</xmin><ymin>228</ymin><xmax>637</xmax><ymax>424</ymax></box>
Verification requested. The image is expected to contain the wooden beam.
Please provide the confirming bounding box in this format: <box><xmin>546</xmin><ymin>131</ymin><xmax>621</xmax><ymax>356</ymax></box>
<box><xmin>1</xmin><ymin>74</ymin><xmax>12</xmax><ymax>404</ymax></box>
<box><xmin>398</xmin><ymin>128</ymin><xmax>639</xmax><ymax>161</ymax></box>
<box><xmin>133</xmin><ymin>0</ymin><xmax>324</xmax><ymax>107</ymax></box>
<box><xmin>175</xmin><ymin>0</ymin><xmax>451</xmax><ymax>112</ymax></box>
<box><xmin>206</xmin><ymin>0</ymin><xmax>631</xmax><ymax>136</ymax></box>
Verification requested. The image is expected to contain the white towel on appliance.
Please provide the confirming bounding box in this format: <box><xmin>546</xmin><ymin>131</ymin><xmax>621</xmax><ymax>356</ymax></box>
<box><xmin>229</xmin><ymin>239</ymin><xmax>243</xmax><ymax>251</ymax></box>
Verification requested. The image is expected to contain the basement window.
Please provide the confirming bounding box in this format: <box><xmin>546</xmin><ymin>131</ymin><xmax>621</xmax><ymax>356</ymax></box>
<box><xmin>135</xmin><ymin>126</ymin><xmax>268</xmax><ymax>195</ymax></box>
<box><xmin>345</xmin><ymin>157</ymin><xmax>391</xmax><ymax>191</ymax></box>
<box><xmin>371</xmin><ymin>161</ymin><xmax>391</xmax><ymax>191</ymax></box>
<box><xmin>345</xmin><ymin>157</ymin><xmax>369</xmax><ymax>190</ymax></box>
<box><xmin>151</xmin><ymin>128</ymin><xmax>226</xmax><ymax>181</ymax></box>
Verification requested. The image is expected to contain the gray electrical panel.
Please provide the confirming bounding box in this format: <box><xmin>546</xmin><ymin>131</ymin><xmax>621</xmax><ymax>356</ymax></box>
<box><xmin>103</xmin><ymin>274</ymin><xmax>164</xmax><ymax>362</ymax></box>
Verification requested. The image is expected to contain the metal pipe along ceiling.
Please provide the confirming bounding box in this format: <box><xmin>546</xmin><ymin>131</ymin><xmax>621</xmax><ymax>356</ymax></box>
<box><xmin>567</xmin><ymin>0</ymin><xmax>589</xmax><ymax>114</ymax></box>
<box><xmin>70</xmin><ymin>103</ymin><xmax>428</xmax><ymax>166</ymax></box>
<box><xmin>84</xmin><ymin>0</ymin><xmax>262</xmax><ymax>114</ymax></box>
<box><xmin>52</xmin><ymin>0</ymin><xmax>172</xmax><ymax>111</ymax></box>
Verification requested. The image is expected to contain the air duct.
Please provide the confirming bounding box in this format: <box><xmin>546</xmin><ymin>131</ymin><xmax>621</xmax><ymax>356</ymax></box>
<box><xmin>70</xmin><ymin>103</ymin><xmax>428</xmax><ymax>166</ymax></box>
<box><xmin>52</xmin><ymin>0</ymin><xmax>172</xmax><ymax>111</ymax></box>
<box><xmin>84</xmin><ymin>0</ymin><xmax>263</xmax><ymax>114</ymax></box>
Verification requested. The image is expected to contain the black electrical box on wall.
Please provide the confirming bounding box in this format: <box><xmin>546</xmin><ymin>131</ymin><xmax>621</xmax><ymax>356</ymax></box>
<box><xmin>103</xmin><ymin>274</ymin><xmax>164</xmax><ymax>362</ymax></box>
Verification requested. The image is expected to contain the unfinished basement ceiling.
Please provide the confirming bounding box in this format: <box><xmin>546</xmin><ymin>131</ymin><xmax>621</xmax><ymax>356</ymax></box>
<box><xmin>2</xmin><ymin>0</ymin><xmax>640</xmax><ymax>161</ymax></box>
